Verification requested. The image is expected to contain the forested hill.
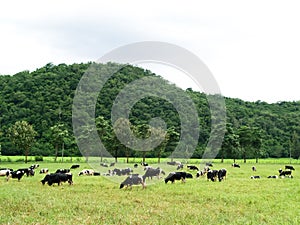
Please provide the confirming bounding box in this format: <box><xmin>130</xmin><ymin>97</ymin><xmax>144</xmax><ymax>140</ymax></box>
<box><xmin>0</xmin><ymin>62</ymin><xmax>299</xmax><ymax>159</ymax></box>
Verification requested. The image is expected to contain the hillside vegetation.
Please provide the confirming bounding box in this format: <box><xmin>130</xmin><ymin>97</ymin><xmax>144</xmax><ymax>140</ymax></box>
<box><xmin>0</xmin><ymin>62</ymin><xmax>299</xmax><ymax>160</ymax></box>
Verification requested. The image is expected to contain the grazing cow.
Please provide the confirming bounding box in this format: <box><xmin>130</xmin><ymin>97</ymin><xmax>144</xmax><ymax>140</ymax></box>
<box><xmin>285</xmin><ymin>165</ymin><xmax>295</xmax><ymax>171</ymax></box>
<box><xmin>100</xmin><ymin>163</ymin><xmax>108</xmax><ymax>167</ymax></box>
<box><xmin>29</xmin><ymin>164</ymin><xmax>39</xmax><ymax>170</ymax></box>
<box><xmin>141</xmin><ymin>162</ymin><xmax>148</xmax><ymax>166</ymax></box>
<box><xmin>232</xmin><ymin>163</ymin><xmax>240</xmax><ymax>168</ymax></box>
<box><xmin>93</xmin><ymin>172</ymin><xmax>101</xmax><ymax>176</ymax></box>
<box><xmin>196</xmin><ymin>166</ymin><xmax>210</xmax><ymax>178</ymax></box>
<box><xmin>41</xmin><ymin>173</ymin><xmax>73</xmax><ymax>186</ymax></box>
<box><xmin>218</xmin><ymin>168</ymin><xmax>227</xmax><ymax>182</ymax></box>
<box><xmin>177</xmin><ymin>164</ymin><xmax>184</xmax><ymax>170</ymax></box>
<box><xmin>39</xmin><ymin>168</ymin><xmax>49</xmax><ymax>174</ymax></box>
<box><xmin>0</xmin><ymin>169</ymin><xmax>12</xmax><ymax>176</ymax></box>
<box><xmin>278</xmin><ymin>169</ymin><xmax>292</xmax><ymax>178</ymax></box>
<box><xmin>205</xmin><ymin>162</ymin><xmax>213</xmax><ymax>167</ymax></box>
<box><xmin>134</xmin><ymin>164</ymin><xmax>138</xmax><ymax>168</ymax></box>
<box><xmin>70</xmin><ymin>164</ymin><xmax>80</xmax><ymax>169</ymax></box>
<box><xmin>252</xmin><ymin>166</ymin><xmax>256</xmax><ymax>172</ymax></box>
<box><xmin>110</xmin><ymin>162</ymin><xmax>115</xmax><ymax>167</ymax></box>
<box><xmin>55</xmin><ymin>169</ymin><xmax>70</xmax><ymax>174</ymax></box>
<box><xmin>6</xmin><ymin>170</ymin><xmax>25</xmax><ymax>181</ymax></box>
<box><xmin>167</xmin><ymin>161</ymin><xmax>176</xmax><ymax>166</ymax></box>
<box><xmin>268</xmin><ymin>175</ymin><xmax>278</xmax><ymax>179</ymax></box>
<box><xmin>78</xmin><ymin>169</ymin><xmax>94</xmax><ymax>176</ymax></box>
<box><xmin>142</xmin><ymin>167</ymin><xmax>165</xmax><ymax>182</ymax></box>
<box><xmin>165</xmin><ymin>172</ymin><xmax>192</xmax><ymax>183</ymax></box>
<box><xmin>120</xmin><ymin>174</ymin><xmax>145</xmax><ymax>189</ymax></box>
<box><xmin>113</xmin><ymin>168</ymin><xmax>132</xmax><ymax>176</ymax></box>
<box><xmin>187</xmin><ymin>165</ymin><xmax>199</xmax><ymax>171</ymax></box>
<box><xmin>207</xmin><ymin>170</ymin><xmax>219</xmax><ymax>182</ymax></box>
<box><xmin>17</xmin><ymin>168</ymin><xmax>34</xmax><ymax>177</ymax></box>
<box><xmin>251</xmin><ymin>175</ymin><xmax>261</xmax><ymax>179</ymax></box>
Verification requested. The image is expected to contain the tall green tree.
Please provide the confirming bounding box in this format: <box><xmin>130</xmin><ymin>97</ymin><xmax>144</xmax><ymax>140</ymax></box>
<box><xmin>290</xmin><ymin>131</ymin><xmax>300</xmax><ymax>159</ymax></box>
<box><xmin>7</xmin><ymin>121</ymin><xmax>37</xmax><ymax>163</ymax></box>
<box><xmin>220</xmin><ymin>125</ymin><xmax>240</xmax><ymax>163</ymax></box>
<box><xmin>49</xmin><ymin>123</ymin><xmax>69</xmax><ymax>162</ymax></box>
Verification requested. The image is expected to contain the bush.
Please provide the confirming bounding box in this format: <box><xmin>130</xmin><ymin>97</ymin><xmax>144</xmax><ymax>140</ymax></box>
<box><xmin>35</xmin><ymin>156</ymin><xmax>43</xmax><ymax>161</ymax></box>
<box><xmin>15</xmin><ymin>158</ymin><xmax>25</xmax><ymax>162</ymax></box>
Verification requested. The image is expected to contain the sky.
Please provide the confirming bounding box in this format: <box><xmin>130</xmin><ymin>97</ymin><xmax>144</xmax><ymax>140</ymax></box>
<box><xmin>1</xmin><ymin>0</ymin><xmax>300</xmax><ymax>103</ymax></box>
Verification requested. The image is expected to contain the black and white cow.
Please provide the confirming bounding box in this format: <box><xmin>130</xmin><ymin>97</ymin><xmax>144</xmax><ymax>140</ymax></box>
<box><xmin>113</xmin><ymin>168</ymin><xmax>132</xmax><ymax>176</ymax></box>
<box><xmin>207</xmin><ymin>170</ymin><xmax>219</xmax><ymax>182</ymax></box>
<box><xmin>39</xmin><ymin>168</ymin><xmax>49</xmax><ymax>174</ymax></box>
<box><xmin>120</xmin><ymin>174</ymin><xmax>145</xmax><ymax>189</ymax></box>
<box><xmin>278</xmin><ymin>169</ymin><xmax>293</xmax><ymax>178</ymax></box>
<box><xmin>251</xmin><ymin>175</ymin><xmax>261</xmax><ymax>179</ymax></box>
<box><xmin>17</xmin><ymin>168</ymin><xmax>34</xmax><ymax>177</ymax></box>
<box><xmin>0</xmin><ymin>169</ymin><xmax>12</xmax><ymax>177</ymax></box>
<box><xmin>55</xmin><ymin>169</ymin><xmax>70</xmax><ymax>174</ymax></box>
<box><xmin>29</xmin><ymin>164</ymin><xmax>39</xmax><ymax>170</ymax></box>
<box><xmin>218</xmin><ymin>168</ymin><xmax>227</xmax><ymax>182</ymax></box>
<box><xmin>41</xmin><ymin>173</ymin><xmax>73</xmax><ymax>186</ymax></box>
<box><xmin>142</xmin><ymin>167</ymin><xmax>165</xmax><ymax>182</ymax></box>
<box><xmin>100</xmin><ymin>163</ymin><xmax>108</xmax><ymax>167</ymax></box>
<box><xmin>187</xmin><ymin>165</ymin><xmax>199</xmax><ymax>171</ymax></box>
<box><xmin>285</xmin><ymin>165</ymin><xmax>295</xmax><ymax>171</ymax></box>
<box><xmin>267</xmin><ymin>175</ymin><xmax>278</xmax><ymax>179</ymax></box>
<box><xmin>252</xmin><ymin>166</ymin><xmax>257</xmax><ymax>172</ymax></box>
<box><xmin>78</xmin><ymin>169</ymin><xmax>94</xmax><ymax>176</ymax></box>
<box><xmin>165</xmin><ymin>172</ymin><xmax>192</xmax><ymax>183</ymax></box>
<box><xmin>196</xmin><ymin>166</ymin><xmax>210</xmax><ymax>178</ymax></box>
<box><xmin>232</xmin><ymin>163</ymin><xmax>240</xmax><ymax>168</ymax></box>
<box><xmin>70</xmin><ymin>164</ymin><xmax>80</xmax><ymax>169</ymax></box>
<box><xmin>6</xmin><ymin>170</ymin><xmax>25</xmax><ymax>181</ymax></box>
<box><xmin>205</xmin><ymin>162</ymin><xmax>213</xmax><ymax>167</ymax></box>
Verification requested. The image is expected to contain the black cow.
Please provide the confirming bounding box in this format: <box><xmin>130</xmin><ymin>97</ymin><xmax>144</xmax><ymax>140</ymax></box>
<box><xmin>100</xmin><ymin>163</ymin><xmax>108</xmax><ymax>167</ymax></box>
<box><xmin>6</xmin><ymin>170</ymin><xmax>25</xmax><ymax>181</ymax></box>
<box><xmin>165</xmin><ymin>172</ymin><xmax>192</xmax><ymax>183</ymax></box>
<box><xmin>142</xmin><ymin>167</ymin><xmax>165</xmax><ymax>182</ymax></box>
<box><xmin>70</xmin><ymin>164</ymin><xmax>80</xmax><ymax>169</ymax></box>
<box><xmin>187</xmin><ymin>165</ymin><xmax>199</xmax><ymax>171</ymax></box>
<box><xmin>55</xmin><ymin>169</ymin><xmax>70</xmax><ymax>174</ymax></box>
<box><xmin>113</xmin><ymin>168</ymin><xmax>132</xmax><ymax>176</ymax></box>
<box><xmin>110</xmin><ymin>162</ymin><xmax>115</xmax><ymax>167</ymax></box>
<box><xmin>205</xmin><ymin>162</ymin><xmax>213</xmax><ymax>167</ymax></box>
<box><xmin>177</xmin><ymin>164</ymin><xmax>184</xmax><ymax>170</ymax></box>
<box><xmin>17</xmin><ymin>168</ymin><xmax>34</xmax><ymax>177</ymax></box>
<box><xmin>39</xmin><ymin>168</ymin><xmax>49</xmax><ymax>174</ymax></box>
<box><xmin>120</xmin><ymin>174</ymin><xmax>145</xmax><ymax>189</ymax></box>
<box><xmin>207</xmin><ymin>170</ymin><xmax>219</xmax><ymax>182</ymax></box>
<box><xmin>93</xmin><ymin>172</ymin><xmax>101</xmax><ymax>176</ymax></box>
<box><xmin>167</xmin><ymin>161</ymin><xmax>176</xmax><ymax>166</ymax></box>
<box><xmin>141</xmin><ymin>162</ymin><xmax>148</xmax><ymax>166</ymax></box>
<box><xmin>232</xmin><ymin>163</ymin><xmax>240</xmax><ymax>168</ymax></box>
<box><xmin>218</xmin><ymin>168</ymin><xmax>227</xmax><ymax>182</ymax></box>
<box><xmin>278</xmin><ymin>169</ymin><xmax>292</xmax><ymax>177</ymax></box>
<box><xmin>251</xmin><ymin>175</ymin><xmax>261</xmax><ymax>179</ymax></box>
<box><xmin>285</xmin><ymin>165</ymin><xmax>295</xmax><ymax>171</ymax></box>
<box><xmin>134</xmin><ymin>164</ymin><xmax>138</xmax><ymax>168</ymax></box>
<box><xmin>252</xmin><ymin>166</ymin><xmax>257</xmax><ymax>172</ymax></box>
<box><xmin>268</xmin><ymin>175</ymin><xmax>278</xmax><ymax>179</ymax></box>
<box><xmin>41</xmin><ymin>173</ymin><xmax>73</xmax><ymax>186</ymax></box>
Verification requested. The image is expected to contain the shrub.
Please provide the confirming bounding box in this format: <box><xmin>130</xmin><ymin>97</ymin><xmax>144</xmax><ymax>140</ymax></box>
<box><xmin>35</xmin><ymin>156</ymin><xmax>43</xmax><ymax>161</ymax></box>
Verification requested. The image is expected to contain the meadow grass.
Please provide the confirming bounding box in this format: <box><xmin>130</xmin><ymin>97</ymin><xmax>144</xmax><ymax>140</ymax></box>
<box><xmin>0</xmin><ymin>160</ymin><xmax>299</xmax><ymax>224</ymax></box>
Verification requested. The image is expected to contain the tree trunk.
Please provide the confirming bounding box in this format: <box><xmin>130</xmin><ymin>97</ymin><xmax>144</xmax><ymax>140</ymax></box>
<box><xmin>142</xmin><ymin>152</ymin><xmax>146</xmax><ymax>163</ymax></box>
<box><xmin>158</xmin><ymin>150</ymin><xmax>161</xmax><ymax>164</ymax></box>
<box><xmin>55</xmin><ymin>143</ymin><xmax>58</xmax><ymax>162</ymax></box>
<box><xmin>256</xmin><ymin>157</ymin><xmax>258</xmax><ymax>163</ymax></box>
<box><xmin>25</xmin><ymin>148</ymin><xmax>29</xmax><ymax>164</ymax></box>
<box><xmin>114</xmin><ymin>149</ymin><xmax>118</xmax><ymax>163</ymax></box>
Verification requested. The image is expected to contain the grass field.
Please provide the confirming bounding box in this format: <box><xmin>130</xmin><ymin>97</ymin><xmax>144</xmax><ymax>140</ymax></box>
<box><xmin>0</xmin><ymin>159</ymin><xmax>300</xmax><ymax>224</ymax></box>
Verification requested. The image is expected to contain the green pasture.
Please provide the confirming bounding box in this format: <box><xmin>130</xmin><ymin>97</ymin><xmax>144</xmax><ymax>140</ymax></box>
<box><xmin>0</xmin><ymin>159</ymin><xmax>300</xmax><ymax>224</ymax></box>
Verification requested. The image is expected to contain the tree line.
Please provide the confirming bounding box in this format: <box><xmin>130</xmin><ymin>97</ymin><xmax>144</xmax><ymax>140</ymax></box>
<box><xmin>0</xmin><ymin>62</ymin><xmax>299</xmax><ymax>162</ymax></box>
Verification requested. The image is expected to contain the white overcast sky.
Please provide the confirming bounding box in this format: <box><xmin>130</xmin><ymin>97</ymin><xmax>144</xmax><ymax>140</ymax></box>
<box><xmin>1</xmin><ymin>0</ymin><xmax>299</xmax><ymax>103</ymax></box>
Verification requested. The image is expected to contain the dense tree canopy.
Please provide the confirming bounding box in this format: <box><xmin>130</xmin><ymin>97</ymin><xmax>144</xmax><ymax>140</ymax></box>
<box><xmin>0</xmin><ymin>62</ymin><xmax>299</xmax><ymax>160</ymax></box>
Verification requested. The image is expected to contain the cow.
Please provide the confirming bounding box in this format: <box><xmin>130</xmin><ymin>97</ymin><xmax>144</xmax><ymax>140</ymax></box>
<box><xmin>218</xmin><ymin>168</ymin><xmax>227</xmax><ymax>182</ymax></box>
<box><xmin>267</xmin><ymin>175</ymin><xmax>278</xmax><ymax>179</ymax></box>
<box><xmin>29</xmin><ymin>164</ymin><xmax>39</xmax><ymax>170</ymax></box>
<box><xmin>142</xmin><ymin>167</ymin><xmax>165</xmax><ymax>182</ymax></box>
<box><xmin>39</xmin><ymin>168</ymin><xmax>49</xmax><ymax>174</ymax></box>
<box><xmin>134</xmin><ymin>164</ymin><xmax>138</xmax><ymax>168</ymax></box>
<box><xmin>285</xmin><ymin>165</ymin><xmax>295</xmax><ymax>171</ymax></box>
<box><xmin>41</xmin><ymin>173</ymin><xmax>73</xmax><ymax>186</ymax></box>
<box><xmin>78</xmin><ymin>169</ymin><xmax>94</xmax><ymax>176</ymax></box>
<box><xmin>251</xmin><ymin>176</ymin><xmax>261</xmax><ymax>179</ymax></box>
<box><xmin>141</xmin><ymin>162</ymin><xmax>148</xmax><ymax>166</ymax></box>
<box><xmin>100</xmin><ymin>163</ymin><xmax>108</xmax><ymax>167</ymax></box>
<box><xmin>165</xmin><ymin>172</ymin><xmax>192</xmax><ymax>183</ymax></box>
<box><xmin>278</xmin><ymin>169</ymin><xmax>293</xmax><ymax>178</ymax></box>
<box><xmin>93</xmin><ymin>172</ymin><xmax>101</xmax><ymax>176</ymax></box>
<box><xmin>6</xmin><ymin>170</ymin><xmax>25</xmax><ymax>181</ymax></box>
<box><xmin>70</xmin><ymin>164</ymin><xmax>80</xmax><ymax>169</ymax></box>
<box><xmin>187</xmin><ymin>165</ymin><xmax>199</xmax><ymax>171</ymax></box>
<box><xmin>196</xmin><ymin>166</ymin><xmax>210</xmax><ymax>178</ymax></box>
<box><xmin>252</xmin><ymin>166</ymin><xmax>256</xmax><ymax>172</ymax></box>
<box><xmin>167</xmin><ymin>161</ymin><xmax>176</xmax><ymax>166</ymax></box>
<box><xmin>17</xmin><ymin>168</ymin><xmax>34</xmax><ymax>177</ymax></box>
<box><xmin>177</xmin><ymin>164</ymin><xmax>184</xmax><ymax>170</ymax></box>
<box><xmin>55</xmin><ymin>169</ymin><xmax>70</xmax><ymax>174</ymax></box>
<box><xmin>109</xmin><ymin>162</ymin><xmax>115</xmax><ymax>167</ymax></box>
<box><xmin>207</xmin><ymin>170</ymin><xmax>219</xmax><ymax>182</ymax></box>
<box><xmin>232</xmin><ymin>163</ymin><xmax>240</xmax><ymax>168</ymax></box>
<box><xmin>205</xmin><ymin>162</ymin><xmax>213</xmax><ymax>167</ymax></box>
<box><xmin>0</xmin><ymin>169</ymin><xmax>12</xmax><ymax>177</ymax></box>
<box><xmin>113</xmin><ymin>168</ymin><xmax>132</xmax><ymax>176</ymax></box>
<box><xmin>120</xmin><ymin>174</ymin><xmax>145</xmax><ymax>189</ymax></box>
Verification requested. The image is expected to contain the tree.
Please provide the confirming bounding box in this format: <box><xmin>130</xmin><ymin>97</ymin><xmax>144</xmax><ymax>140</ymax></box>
<box><xmin>238</xmin><ymin>126</ymin><xmax>252</xmax><ymax>163</ymax></box>
<box><xmin>220</xmin><ymin>125</ymin><xmax>240</xmax><ymax>163</ymax></box>
<box><xmin>95</xmin><ymin>116</ymin><xmax>111</xmax><ymax>162</ymax></box>
<box><xmin>49</xmin><ymin>124</ymin><xmax>69</xmax><ymax>162</ymax></box>
<box><xmin>7</xmin><ymin>121</ymin><xmax>37</xmax><ymax>163</ymax></box>
<box><xmin>291</xmin><ymin>131</ymin><xmax>300</xmax><ymax>159</ymax></box>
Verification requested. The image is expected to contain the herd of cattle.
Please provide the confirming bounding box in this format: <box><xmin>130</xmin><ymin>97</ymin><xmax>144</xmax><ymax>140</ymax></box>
<box><xmin>0</xmin><ymin>161</ymin><xmax>296</xmax><ymax>189</ymax></box>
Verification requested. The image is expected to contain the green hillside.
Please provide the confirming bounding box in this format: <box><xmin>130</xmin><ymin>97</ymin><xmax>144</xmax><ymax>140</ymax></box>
<box><xmin>0</xmin><ymin>62</ymin><xmax>299</xmax><ymax>160</ymax></box>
